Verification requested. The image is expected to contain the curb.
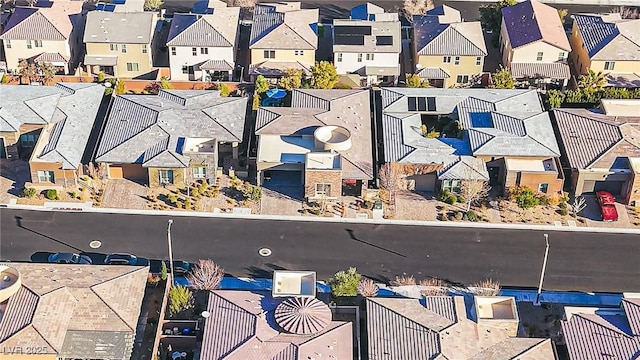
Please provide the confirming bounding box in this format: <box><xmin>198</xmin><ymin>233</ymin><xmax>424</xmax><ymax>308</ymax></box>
<box><xmin>3</xmin><ymin>203</ymin><xmax>639</xmax><ymax>235</ymax></box>
<box><xmin>446</xmin><ymin>0</ymin><xmax>634</xmax><ymax>5</ymax></box>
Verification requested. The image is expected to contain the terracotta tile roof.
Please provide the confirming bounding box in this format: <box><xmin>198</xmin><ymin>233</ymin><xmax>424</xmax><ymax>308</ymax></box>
<box><xmin>501</xmin><ymin>0</ymin><xmax>570</xmax><ymax>51</ymax></box>
<box><xmin>0</xmin><ymin>263</ymin><xmax>148</xmax><ymax>359</ymax></box>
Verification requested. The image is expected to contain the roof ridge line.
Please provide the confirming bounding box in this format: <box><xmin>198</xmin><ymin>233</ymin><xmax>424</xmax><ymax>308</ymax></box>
<box><xmin>451</xmin><ymin>24</ymin><xmax>487</xmax><ymax>56</ymax></box>
<box><xmin>575</xmin><ymin>313</ymin><xmax>634</xmax><ymax>338</ymax></box>
<box><xmin>91</xmin><ymin>267</ymin><xmax>146</xmax><ymax>331</ymax></box>
<box><xmin>203</xmin><ymin>107</ymin><xmax>241</xmax><ymax>141</ymax></box>
<box><xmin>370</xmin><ymin>298</ymin><xmax>443</xmax><ymax>336</ymax></box>
<box><xmin>167</xmin><ymin>14</ymin><xmax>203</xmax><ymax>45</ymax></box>
<box><xmin>38</xmin><ymin>9</ymin><xmax>67</xmax><ymax>40</ymax></box>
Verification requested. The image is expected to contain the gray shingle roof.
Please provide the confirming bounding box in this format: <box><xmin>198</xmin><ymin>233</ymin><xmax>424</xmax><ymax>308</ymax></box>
<box><xmin>167</xmin><ymin>10</ymin><xmax>239</xmax><ymax>47</ymax></box>
<box><xmin>417</xmin><ymin>67</ymin><xmax>450</xmax><ymax>79</ymax></box>
<box><xmin>96</xmin><ymin>90</ymin><xmax>248</xmax><ymax>167</ymax></box>
<box><xmin>553</xmin><ymin>108</ymin><xmax>640</xmax><ymax>169</ymax></box>
<box><xmin>510</xmin><ymin>62</ymin><xmax>570</xmax><ymax>79</ymax></box>
<box><xmin>413</xmin><ymin>15</ymin><xmax>487</xmax><ymax>56</ymax></box>
<box><xmin>573</xmin><ymin>13</ymin><xmax>640</xmax><ymax>61</ymax></box>
<box><xmin>381</xmin><ymin>88</ymin><xmax>560</xmax><ymax>164</ymax></box>
<box><xmin>250</xmin><ymin>3</ymin><xmax>318</xmax><ymax>50</ymax></box>
<box><xmin>84</xmin><ymin>11</ymin><xmax>156</xmax><ymax>44</ymax></box>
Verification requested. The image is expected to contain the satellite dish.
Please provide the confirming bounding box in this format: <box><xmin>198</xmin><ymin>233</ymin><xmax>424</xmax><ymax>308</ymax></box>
<box><xmin>104</xmin><ymin>82</ymin><xmax>112</xmax><ymax>88</ymax></box>
<box><xmin>416</xmin><ymin>64</ymin><xmax>423</xmax><ymax>69</ymax></box>
<box><xmin>201</xmin><ymin>311</ymin><xmax>211</xmax><ymax>318</ymax></box>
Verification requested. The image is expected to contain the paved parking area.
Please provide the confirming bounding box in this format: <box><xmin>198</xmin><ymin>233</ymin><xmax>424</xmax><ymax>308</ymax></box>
<box><xmin>393</xmin><ymin>191</ymin><xmax>439</xmax><ymax>221</ymax></box>
<box><xmin>581</xmin><ymin>195</ymin><xmax>633</xmax><ymax>229</ymax></box>
<box><xmin>260</xmin><ymin>188</ymin><xmax>303</xmax><ymax>216</ymax></box>
<box><xmin>101</xmin><ymin>179</ymin><xmax>149</xmax><ymax>210</ymax></box>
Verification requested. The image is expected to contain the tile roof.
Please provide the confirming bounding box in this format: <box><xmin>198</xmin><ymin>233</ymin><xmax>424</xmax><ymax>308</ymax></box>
<box><xmin>83</xmin><ymin>54</ymin><xmax>118</xmax><ymax>66</ymax></box>
<box><xmin>167</xmin><ymin>10</ymin><xmax>239</xmax><ymax>47</ymax></box>
<box><xmin>84</xmin><ymin>11</ymin><xmax>156</xmax><ymax>44</ymax></box>
<box><xmin>96</xmin><ymin>90</ymin><xmax>248</xmax><ymax>167</ymax></box>
<box><xmin>562</xmin><ymin>297</ymin><xmax>640</xmax><ymax>360</ymax></box>
<box><xmin>332</xmin><ymin>17</ymin><xmax>401</xmax><ymax>54</ymax></box>
<box><xmin>501</xmin><ymin>0</ymin><xmax>570</xmax><ymax>51</ymax></box>
<box><xmin>425</xmin><ymin>5</ymin><xmax>461</xmax><ymax>24</ymax></box>
<box><xmin>381</xmin><ymin>88</ymin><xmax>560</xmax><ymax>165</ymax></box>
<box><xmin>510</xmin><ymin>62</ymin><xmax>570</xmax><ymax>79</ymax></box>
<box><xmin>33</xmin><ymin>52</ymin><xmax>70</xmax><ymax>63</ymax></box>
<box><xmin>0</xmin><ymin>263</ymin><xmax>147</xmax><ymax>359</ymax></box>
<box><xmin>0</xmin><ymin>83</ymin><xmax>104</xmax><ymax>169</ymax></box>
<box><xmin>0</xmin><ymin>3</ymin><xmax>80</xmax><ymax>41</ymax></box>
<box><xmin>553</xmin><ymin>108</ymin><xmax>640</xmax><ymax>169</ymax></box>
<box><xmin>249</xmin><ymin>60</ymin><xmax>311</xmax><ymax>76</ymax></box>
<box><xmin>255</xmin><ymin>89</ymin><xmax>373</xmax><ymax>179</ymax></box>
<box><xmin>417</xmin><ymin>66</ymin><xmax>450</xmax><ymax>79</ymax></box>
<box><xmin>413</xmin><ymin>14</ymin><xmax>487</xmax><ymax>56</ymax></box>
<box><xmin>367</xmin><ymin>296</ymin><xmax>553</xmax><ymax>360</ymax></box>
<box><xmin>573</xmin><ymin>13</ymin><xmax>640</xmax><ymax>61</ymax></box>
<box><xmin>200</xmin><ymin>290</ymin><xmax>352</xmax><ymax>360</ymax></box>
<box><xmin>250</xmin><ymin>2</ymin><xmax>318</xmax><ymax>50</ymax></box>
<box><xmin>200</xmin><ymin>59</ymin><xmax>234</xmax><ymax>71</ymax></box>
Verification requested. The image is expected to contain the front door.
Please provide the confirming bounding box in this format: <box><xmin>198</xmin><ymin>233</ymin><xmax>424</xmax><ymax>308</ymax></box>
<box><xmin>0</xmin><ymin>138</ymin><xmax>6</xmax><ymax>159</ymax></box>
<box><xmin>488</xmin><ymin>166</ymin><xmax>500</xmax><ymax>186</ymax></box>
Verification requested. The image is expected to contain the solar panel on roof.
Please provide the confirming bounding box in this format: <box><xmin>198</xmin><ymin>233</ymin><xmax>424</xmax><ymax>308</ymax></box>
<box><xmin>334</xmin><ymin>26</ymin><xmax>371</xmax><ymax>36</ymax></box>
<box><xmin>112</xmin><ymin>0</ymin><xmax>126</xmax><ymax>4</ymax></box>
<box><xmin>96</xmin><ymin>3</ymin><xmax>104</xmax><ymax>10</ymax></box>
<box><xmin>376</xmin><ymin>36</ymin><xmax>393</xmax><ymax>46</ymax></box>
<box><xmin>334</xmin><ymin>35</ymin><xmax>364</xmax><ymax>45</ymax></box>
<box><xmin>104</xmin><ymin>4</ymin><xmax>116</xmax><ymax>11</ymax></box>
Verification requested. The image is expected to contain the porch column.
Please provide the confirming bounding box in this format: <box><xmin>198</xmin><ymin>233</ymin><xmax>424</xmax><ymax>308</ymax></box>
<box><xmin>228</xmin><ymin>71</ymin><xmax>232</xmax><ymax>81</ymax></box>
<box><xmin>562</xmin><ymin>78</ymin><xmax>568</xmax><ymax>90</ymax></box>
<box><xmin>232</xmin><ymin>142</ymin><xmax>238</xmax><ymax>160</ymax></box>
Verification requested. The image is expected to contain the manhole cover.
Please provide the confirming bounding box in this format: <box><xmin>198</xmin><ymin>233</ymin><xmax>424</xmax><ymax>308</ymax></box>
<box><xmin>89</xmin><ymin>240</ymin><xmax>102</xmax><ymax>249</ymax></box>
<box><xmin>259</xmin><ymin>248</ymin><xmax>272</xmax><ymax>257</ymax></box>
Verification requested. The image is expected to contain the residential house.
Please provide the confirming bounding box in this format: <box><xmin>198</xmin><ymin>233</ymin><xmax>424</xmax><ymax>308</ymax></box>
<box><xmin>83</xmin><ymin>11</ymin><xmax>157</xmax><ymax>78</ymax></box>
<box><xmin>192</xmin><ymin>0</ymin><xmax>228</xmax><ymax>14</ymax></box>
<box><xmin>159</xmin><ymin>290</ymin><xmax>352</xmax><ymax>359</ymax></box>
<box><xmin>167</xmin><ymin>8</ymin><xmax>240</xmax><ymax>82</ymax></box>
<box><xmin>0</xmin><ymin>83</ymin><xmax>104</xmax><ymax>183</ymax></box>
<box><xmin>0</xmin><ymin>262</ymin><xmax>148</xmax><ymax>360</ymax></box>
<box><xmin>332</xmin><ymin>3</ymin><xmax>401</xmax><ymax>86</ymax></box>
<box><xmin>95</xmin><ymin>90</ymin><xmax>248</xmax><ymax>187</ymax></box>
<box><xmin>570</xmin><ymin>13</ymin><xmax>640</xmax><ymax>88</ymax></box>
<box><xmin>249</xmin><ymin>2</ymin><xmax>318</xmax><ymax>80</ymax></box>
<box><xmin>413</xmin><ymin>5</ymin><xmax>487</xmax><ymax>88</ymax></box>
<box><xmin>562</xmin><ymin>293</ymin><xmax>640</xmax><ymax>360</ymax></box>
<box><xmin>94</xmin><ymin>0</ymin><xmax>145</xmax><ymax>12</ymax></box>
<box><xmin>381</xmin><ymin>88</ymin><xmax>563</xmax><ymax>194</ymax></box>
<box><xmin>254</xmin><ymin>89</ymin><xmax>373</xmax><ymax>200</ymax></box>
<box><xmin>500</xmin><ymin>0</ymin><xmax>571</xmax><ymax>88</ymax></box>
<box><xmin>367</xmin><ymin>295</ymin><xmax>556</xmax><ymax>359</ymax></box>
<box><xmin>553</xmin><ymin>99</ymin><xmax>640</xmax><ymax>205</ymax></box>
<box><xmin>0</xmin><ymin>0</ymin><xmax>85</xmax><ymax>75</ymax></box>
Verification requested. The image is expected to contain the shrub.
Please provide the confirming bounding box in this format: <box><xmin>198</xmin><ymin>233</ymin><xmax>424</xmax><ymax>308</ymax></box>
<box><xmin>185</xmin><ymin>199</ymin><xmax>193</xmax><ymax>209</ymax></box>
<box><xmin>160</xmin><ymin>261</ymin><xmax>168</xmax><ymax>281</ymax></box>
<box><xmin>357</xmin><ymin>278</ymin><xmax>379</xmax><ymax>297</ymax></box>
<box><xmin>45</xmin><ymin>189</ymin><xmax>58</xmax><ymax>200</ymax></box>
<box><xmin>243</xmin><ymin>185</ymin><xmax>262</xmax><ymax>201</ymax></box>
<box><xmin>218</xmin><ymin>83</ymin><xmax>230</xmax><ymax>97</ymax></box>
<box><xmin>464</xmin><ymin>210</ymin><xmax>478</xmax><ymax>222</ymax></box>
<box><xmin>471</xmin><ymin>279</ymin><xmax>501</xmax><ymax>296</ymax></box>
<box><xmin>420</xmin><ymin>277</ymin><xmax>448</xmax><ymax>296</ymax></box>
<box><xmin>97</xmin><ymin>72</ymin><xmax>105</xmax><ymax>83</ymax></box>
<box><xmin>537</xmin><ymin>194</ymin><xmax>550</xmax><ymax>206</ymax></box>
<box><xmin>454</xmin><ymin>211</ymin><xmax>463</xmax><ymax>220</ymax></box>
<box><xmin>439</xmin><ymin>189</ymin><xmax>458</xmax><ymax>204</ymax></box>
<box><xmin>559</xmin><ymin>207</ymin><xmax>569</xmax><ymax>216</ymax></box>
<box><xmin>328</xmin><ymin>267</ymin><xmax>361</xmax><ymax>297</ymax></box>
<box><xmin>229</xmin><ymin>177</ymin><xmax>243</xmax><ymax>191</ymax></box>
<box><xmin>509</xmin><ymin>186</ymin><xmax>539</xmax><ymax>209</ymax></box>
<box><xmin>391</xmin><ymin>275</ymin><xmax>416</xmax><ymax>286</ymax></box>
<box><xmin>168</xmin><ymin>285</ymin><xmax>194</xmax><ymax>317</ymax></box>
<box><xmin>186</xmin><ymin>259</ymin><xmax>224</xmax><ymax>290</ymax></box>
<box><xmin>147</xmin><ymin>273</ymin><xmax>161</xmax><ymax>286</ymax></box>
<box><xmin>168</xmin><ymin>194</ymin><xmax>178</xmax><ymax>204</ymax></box>
<box><xmin>23</xmin><ymin>188</ymin><xmax>36</xmax><ymax>198</ymax></box>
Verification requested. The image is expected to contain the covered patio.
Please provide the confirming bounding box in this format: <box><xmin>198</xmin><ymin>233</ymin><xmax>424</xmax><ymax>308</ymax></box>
<box><xmin>416</xmin><ymin>67</ymin><xmax>449</xmax><ymax>88</ymax></box>
<box><xmin>83</xmin><ymin>55</ymin><xmax>118</xmax><ymax>76</ymax></box>
<box><xmin>510</xmin><ymin>62</ymin><xmax>570</xmax><ymax>89</ymax></box>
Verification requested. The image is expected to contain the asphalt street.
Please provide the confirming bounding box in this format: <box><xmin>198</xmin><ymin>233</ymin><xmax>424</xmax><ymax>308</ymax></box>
<box><xmin>1</xmin><ymin>208</ymin><xmax>639</xmax><ymax>292</ymax></box>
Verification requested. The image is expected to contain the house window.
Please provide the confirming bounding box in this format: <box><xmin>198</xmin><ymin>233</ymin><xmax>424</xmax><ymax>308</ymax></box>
<box><xmin>159</xmin><ymin>170</ymin><xmax>174</xmax><ymax>184</ymax></box>
<box><xmin>193</xmin><ymin>167</ymin><xmax>206</xmax><ymax>179</ymax></box>
<box><xmin>558</xmin><ymin>51</ymin><xmax>565</xmax><ymax>61</ymax></box>
<box><xmin>171</xmin><ymin>47</ymin><xmax>176</xmax><ymax>55</ymax></box>
<box><xmin>5</xmin><ymin>39</ymin><xmax>10</xmax><ymax>48</ymax></box>
<box><xmin>456</xmin><ymin>75</ymin><xmax>469</xmax><ymax>83</ymax></box>
<box><xmin>201</xmin><ymin>47</ymin><xmax>208</xmax><ymax>55</ymax></box>
<box><xmin>536</xmin><ymin>52</ymin><xmax>543</xmax><ymax>61</ymax></box>
<box><xmin>604</xmin><ymin>61</ymin><xmax>615</xmax><ymax>70</ymax></box>
<box><xmin>110</xmin><ymin>43</ymin><xmax>118</xmax><ymax>51</ymax></box>
<box><xmin>315</xmin><ymin>183</ymin><xmax>331</xmax><ymax>197</ymax></box>
<box><xmin>538</xmin><ymin>183</ymin><xmax>549</xmax><ymax>193</ymax></box>
<box><xmin>454</xmin><ymin>56</ymin><xmax>460</xmax><ymax>65</ymax></box>
<box><xmin>20</xmin><ymin>134</ymin><xmax>37</xmax><ymax>147</ymax></box>
<box><xmin>337</xmin><ymin>53</ymin><xmax>342</xmax><ymax>62</ymax></box>
<box><xmin>366</xmin><ymin>53</ymin><xmax>374</xmax><ymax>61</ymax></box>
<box><xmin>126</xmin><ymin>62</ymin><xmax>139</xmax><ymax>72</ymax></box>
<box><xmin>475</xmin><ymin>56</ymin><xmax>482</xmax><ymax>66</ymax></box>
<box><xmin>121</xmin><ymin>44</ymin><xmax>127</xmax><ymax>53</ymax></box>
<box><xmin>442</xmin><ymin>180</ymin><xmax>460</xmax><ymax>193</ymax></box>
<box><xmin>407</xmin><ymin>97</ymin><xmax>427</xmax><ymax>111</ymax></box>
<box><xmin>182</xmin><ymin>65</ymin><xmax>188</xmax><ymax>74</ymax></box>
<box><xmin>443</xmin><ymin>56</ymin><xmax>451</xmax><ymax>63</ymax></box>
<box><xmin>26</xmin><ymin>40</ymin><xmax>32</xmax><ymax>49</ymax></box>
<box><xmin>192</xmin><ymin>47</ymin><xmax>197</xmax><ymax>56</ymax></box>
<box><xmin>142</xmin><ymin>44</ymin><xmax>148</xmax><ymax>53</ymax></box>
<box><xmin>34</xmin><ymin>40</ymin><xmax>43</xmax><ymax>47</ymax></box>
<box><xmin>264</xmin><ymin>50</ymin><xmax>275</xmax><ymax>59</ymax></box>
<box><xmin>294</xmin><ymin>50</ymin><xmax>304</xmax><ymax>55</ymax></box>
<box><xmin>37</xmin><ymin>170</ymin><xmax>55</xmax><ymax>183</ymax></box>
<box><xmin>357</xmin><ymin>53</ymin><xmax>363</xmax><ymax>62</ymax></box>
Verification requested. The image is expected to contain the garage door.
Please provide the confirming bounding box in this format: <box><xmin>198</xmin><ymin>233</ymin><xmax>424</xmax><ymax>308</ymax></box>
<box><xmin>594</xmin><ymin>181</ymin><xmax>624</xmax><ymax>195</ymax></box>
<box><xmin>109</xmin><ymin>164</ymin><xmax>148</xmax><ymax>180</ymax></box>
<box><xmin>413</xmin><ymin>174</ymin><xmax>437</xmax><ymax>192</ymax></box>
<box><xmin>264</xmin><ymin>170</ymin><xmax>303</xmax><ymax>186</ymax></box>
<box><xmin>108</xmin><ymin>165</ymin><xmax>123</xmax><ymax>179</ymax></box>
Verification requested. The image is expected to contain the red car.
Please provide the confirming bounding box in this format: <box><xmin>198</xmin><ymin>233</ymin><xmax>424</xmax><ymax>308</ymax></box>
<box><xmin>596</xmin><ymin>191</ymin><xmax>619</xmax><ymax>222</ymax></box>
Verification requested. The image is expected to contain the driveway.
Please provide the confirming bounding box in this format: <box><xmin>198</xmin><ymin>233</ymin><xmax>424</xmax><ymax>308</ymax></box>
<box><xmin>260</xmin><ymin>188</ymin><xmax>303</xmax><ymax>216</ymax></box>
<box><xmin>101</xmin><ymin>179</ymin><xmax>149</xmax><ymax>210</ymax></box>
<box><xmin>580</xmin><ymin>195</ymin><xmax>632</xmax><ymax>229</ymax></box>
<box><xmin>0</xmin><ymin>159</ymin><xmax>31</xmax><ymax>203</ymax></box>
<box><xmin>393</xmin><ymin>191</ymin><xmax>439</xmax><ymax>221</ymax></box>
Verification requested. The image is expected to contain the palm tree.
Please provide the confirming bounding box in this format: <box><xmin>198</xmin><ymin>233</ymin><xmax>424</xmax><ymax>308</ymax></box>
<box><xmin>578</xmin><ymin>69</ymin><xmax>607</xmax><ymax>90</ymax></box>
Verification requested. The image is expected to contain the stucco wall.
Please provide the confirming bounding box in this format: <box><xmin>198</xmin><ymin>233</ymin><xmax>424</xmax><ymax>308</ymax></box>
<box><xmin>508</xmin><ymin>41</ymin><xmax>569</xmax><ymax>65</ymax></box>
<box><xmin>333</xmin><ymin>52</ymin><xmax>399</xmax><ymax>74</ymax></box>
<box><xmin>29</xmin><ymin>161</ymin><xmax>80</xmax><ymax>186</ymax></box>
<box><xmin>250</xmin><ymin>48</ymin><xmax>315</xmax><ymax>66</ymax></box>
<box><xmin>305</xmin><ymin>169</ymin><xmax>342</xmax><ymax>200</ymax></box>
<box><xmin>169</xmin><ymin>46</ymin><xmax>235</xmax><ymax>81</ymax></box>
<box><xmin>85</xmin><ymin>42</ymin><xmax>153</xmax><ymax>78</ymax></box>
<box><xmin>2</xmin><ymin>39</ymin><xmax>70</xmax><ymax>72</ymax></box>
<box><xmin>507</xmin><ymin>171</ymin><xmax>564</xmax><ymax>194</ymax></box>
<box><xmin>570</xmin><ymin>22</ymin><xmax>640</xmax><ymax>75</ymax></box>
<box><xmin>148</xmin><ymin>167</ymin><xmax>186</xmax><ymax>188</ymax></box>
<box><xmin>417</xmin><ymin>54</ymin><xmax>483</xmax><ymax>87</ymax></box>
<box><xmin>628</xmin><ymin>171</ymin><xmax>640</xmax><ymax>205</ymax></box>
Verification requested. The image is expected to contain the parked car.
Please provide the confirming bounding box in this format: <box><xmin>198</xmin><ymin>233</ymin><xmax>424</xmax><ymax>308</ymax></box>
<box><xmin>104</xmin><ymin>253</ymin><xmax>150</xmax><ymax>266</ymax></box>
<box><xmin>596</xmin><ymin>191</ymin><xmax>619</xmax><ymax>222</ymax></box>
<box><xmin>48</xmin><ymin>253</ymin><xmax>92</xmax><ymax>264</ymax></box>
<box><xmin>165</xmin><ymin>260</ymin><xmax>191</xmax><ymax>275</ymax></box>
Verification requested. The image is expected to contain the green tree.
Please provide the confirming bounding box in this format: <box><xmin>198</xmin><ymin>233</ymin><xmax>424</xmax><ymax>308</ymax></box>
<box><xmin>328</xmin><ymin>267</ymin><xmax>361</xmax><ymax>297</ymax></box>
<box><xmin>160</xmin><ymin>76</ymin><xmax>172</xmax><ymax>89</ymax></box>
<box><xmin>480</xmin><ymin>0</ymin><xmax>516</xmax><ymax>33</ymax></box>
<box><xmin>252</xmin><ymin>91</ymin><xmax>260</xmax><ymax>110</ymax></box>
<box><xmin>115</xmin><ymin>79</ymin><xmax>126</xmax><ymax>95</ymax></box>
<box><xmin>491</xmin><ymin>66</ymin><xmax>514</xmax><ymax>89</ymax></box>
<box><xmin>578</xmin><ymin>69</ymin><xmax>607</xmax><ymax>91</ymax></box>
<box><xmin>23</xmin><ymin>188</ymin><xmax>36</xmax><ymax>198</ymax></box>
<box><xmin>310</xmin><ymin>61</ymin><xmax>339</xmax><ymax>89</ymax></box>
<box><xmin>168</xmin><ymin>285</ymin><xmax>194</xmax><ymax>317</ymax></box>
<box><xmin>558</xmin><ymin>8</ymin><xmax>568</xmax><ymax>24</ymax></box>
<box><xmin>144</xmin><ymin>0</ymin><xmax>164</xmax><ymax>11</ymax></box>
<box><xmin>160</xmin><ymin>261</ymin><xmax>168</xmax><ymax>281</ymax></box>
<box><xmin>45</xmin><ymin>189</ymin><xmax>58</xmax><ymax>200</ymax></box>
<box><xmin>545</xmin><ymin>90</ymin><xmax>565</xmax><ymax>109</ymax></box>
<box><xmin>218</xmin><ymin>83</ymin><xmax>230</xmax><ymax>97</ymax></box>
<box><xmin>255</xmin><ymin>75</ymin><xmax>269</xmax><ymax>94</ymax></box>
<box><xmin>278</xmin><ymin>68</ymin><xmax>303</xmax><ymax>90</ymax></box>
<box><xmin>406</xmin><ymin>73</ymin><xmax>421</xmax><ymax>88</ymax></box>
